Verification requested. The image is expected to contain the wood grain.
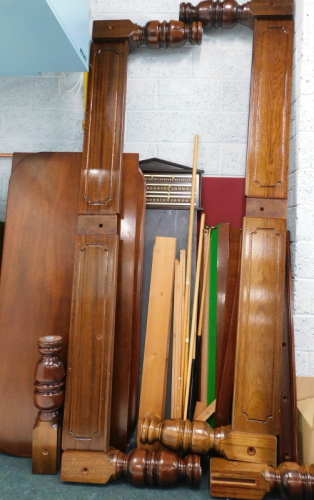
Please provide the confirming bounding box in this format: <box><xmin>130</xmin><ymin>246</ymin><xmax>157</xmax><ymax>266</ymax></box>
<box><xmin>79</xmin><ymin>41</ymin><xmax>128</xmax><ymax>214</ymax></box>
<box><xmin>245</xmin><ymin>19</ymin><xmax>293</xmax><ymax>199</ymax></box>
<box><xmin>137</xmin><ymin>237</ymin><xmax>176</xmax><ymax>449</ymax></box>
<box><xmin>0</xmin><ymin>153</ymin><xmax>80</xmax><ymax>457</ymax></box>
<box><xmin>110</xmin><ymin>154</ymin><xmax>145</xmax><ymax>450</ymax></box>
<box><xmin>232</xmin><ymin>217</ymin><xmax>286</xmax><ymax>435</ymax></box>
<box><xmin>62</xmin><ymin>33</ymin><xmax>130</xmax><ymax>453</ymax></box>
<box><xmin>215</xmin><ymin>228</ymin><xmax>241</xmax><ymax>427</ymax></box>
<box><xmin>0</xmin><ymin>151</ymin><xmax>142</xmax><ymax>457</ymax></box>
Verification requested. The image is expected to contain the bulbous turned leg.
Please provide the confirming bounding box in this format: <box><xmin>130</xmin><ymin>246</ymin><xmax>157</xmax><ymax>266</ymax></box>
<box><xmin>179</xmin><ymin>1</ymin><xmax>254</xmax><ymax>30</ymax></box>
<box><xmin>32</xmin><ymin>335</ymin><xmax>65</xmax><ymax>474</ymax></box>
<box><xmin>267</xmin><ymin>462</ymin><xmax>314</xmax><ymax>500</ymax></box>
<box><xmin>114</xmin><ymin>448</ymin><xmax>201</xmax><ymax>487</ymax></box>
<box><xmin>132</xmin><ymin>20</ymin><xmax>203</xmax><ymax>49</ymax></box>
<box><xmin>210</xmin><ymin>458</ymin><xmax>314</xmax><ymax>500</ymax></box>
<box><xmin>61</xmin><ymin>448</ymin><xmax>201</xmax><ymax>487</ymax></box>
<box><xmin>139</xmin><ymin>416</ymin><xmax>228</xmax><ymax>455</ymax></box>
<box><xmin>139</xmin><ymin>417</ymin><xmax>278</xmax><ymax>466</ymax></box>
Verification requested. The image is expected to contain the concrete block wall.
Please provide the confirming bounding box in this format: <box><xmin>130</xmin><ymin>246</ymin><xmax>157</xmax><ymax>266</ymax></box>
<box><xmin>0</xmin><ymin>0</ymin><xmax>312</xmax><ymax>374</ymax></box>
<box><xmin>289</xmin><ymin>0</ymin><xmax>314</xmax><ymax>375</ymax></box>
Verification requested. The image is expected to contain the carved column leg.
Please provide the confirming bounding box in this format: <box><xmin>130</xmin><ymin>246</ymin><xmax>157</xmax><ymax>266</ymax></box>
<box><xmin>61</xmin><ymin>448</ymin><xmax>201</xmax><ymax>487</ymax></box>
<box><xmin>32</xmin><ymin>336</ymin><xmax>65</xmax><ymax>474</ymax></box>
<box><xmin>210</xmin><ymin>457</ymin><xmax>314</xmax><ymax>500</ymax></box>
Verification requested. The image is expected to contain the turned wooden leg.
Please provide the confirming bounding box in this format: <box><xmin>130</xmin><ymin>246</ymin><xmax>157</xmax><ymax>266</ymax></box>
<box><xmin>139</xmin><ymin>417</ymin><xmax>277</xmax><ymax>466</ymax></box>
<box><xmin>32</xmin><ymin>335</ymin><xmax>65</xmax><ymax>474</ymax></box>
<box><xmin>210</xmin><ymin>457</ymin><xmax>314</xmax><ymax>500</ymax></box>
<box><xmin>61</xmin><ymin>448</ymin><xmax>201</xmax><ymax>487</ymax></box>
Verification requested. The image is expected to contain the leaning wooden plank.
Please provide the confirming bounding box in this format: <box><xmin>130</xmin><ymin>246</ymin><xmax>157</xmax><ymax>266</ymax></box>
<box><xmin>137</xmin><ymin>236</ymin><xmax>176</xmax><ymax>449</ymax></box>
<box><xmin>110</xmin><ymin>155</ymin><xmax>146</xmax><ymax>451</ymax></box>
<box><xmin>199</xmin><ymin>227</ymin><xmax>211</xmax><ymax>408</ymax></box>
<box><xmin>232</xmin><ymin>217</ymin><xmax>286</xmax><ymax>436</ymax></box>
<box><xmin>278</xmin><ymin>230</ymin><xmax>298</xmax><ymax>463</ymax></box>
<box><xmin>171</xmin><ymin>256</ymin><xmax>184</xmax><ymax>419</ymax></box>
<box><xmin>207</xmin><ymin>226</ymin><xmax>218</xmax><ymax>412</ymax></box>
<box><xmin>0</xmin><ymin>152</ymin><xmax>81</xmax><ymax>457</ymax></box>
<box><xmin>215</xmin><ymin>227</ymin><xmax>242</xmax><ymax>427</ymax></box>
<box><xmin>215</xmin><ymin>223</ymin><xmax>230</xmax><ymax>396</ymax></box>
<box><xmin>127</xmin><ymin>167</ymin><xmax>146</xmax><ymax>439</ymax></box>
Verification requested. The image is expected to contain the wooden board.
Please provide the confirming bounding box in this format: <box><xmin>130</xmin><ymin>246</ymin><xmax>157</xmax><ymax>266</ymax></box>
<box><xmin>232</xmin><ymin>217</ymin><xmax>286</xmax><ymax>436</ymax></box>
<box><xmin>215</xmin><ymin>227</ymin><xmax>241</xmax><ymax>427</ymax></box>
<box><xmin>0</xmin><ymin>152</ymin><xmax>144</xmax><ymax>457</ymax></box>
<box><xmin>110</xmin><ymin>154</ymin><xmax>145</xmax><ymax>450</ymax></box>
<box><xmin>0</xmin><ymin>152</ymin><xmax>80</xmax><ymax>457</ymax></box>
<box><xmin>137</xmin><ymin>236</ymin><xmax>176</xmax><ymax>449</ymax></box>
<box><xmin>215</xmin><ymin>223</ymin><xmax>230</xmax><ymax>395</ymax></box>
<box><xmin>278</xmin><ymin>231</ymin><xmax>298</xmax><ymax>462</ymax></box>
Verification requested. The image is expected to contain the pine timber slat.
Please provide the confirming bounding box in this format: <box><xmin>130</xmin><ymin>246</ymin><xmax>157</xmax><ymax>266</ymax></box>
<box><xmin>137</xmin><ymin>236</ymin><xmax>176</xmax><ymax>449</ymax></box>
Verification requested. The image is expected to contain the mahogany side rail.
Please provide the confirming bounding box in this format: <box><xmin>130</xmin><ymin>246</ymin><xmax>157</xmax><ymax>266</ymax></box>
<box><xmin>61</xmin><ymin>18</ymin><xmax>203</xmax><ymax>455</ymax></box>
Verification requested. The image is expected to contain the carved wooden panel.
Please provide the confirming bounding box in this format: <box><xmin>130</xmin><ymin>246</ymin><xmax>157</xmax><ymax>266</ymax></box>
<box><xmin>232</xmin><ymin>217</ymin><xmax>286</xmax><ymax>435</ymax></box>
<box><xmin>62</xmin><ymin>233</ymin><xmax>119</xmax><ymax>451</ymax></box>
<box><xmin>79</xmin><ymin>41</ymin><xmax>128</xmax><ymax>215</ymax></box>
<box><xmin>245</xmin><ymin>19</ymin><xmax>293</xmax><ymax>199</ymax></box>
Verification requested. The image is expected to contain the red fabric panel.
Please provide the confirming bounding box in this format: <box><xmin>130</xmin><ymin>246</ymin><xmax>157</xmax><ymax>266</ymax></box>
<box><xmin>201</xmin><ymin>177</ymin><xmax>245</xmax><ymax>229</ymax></box>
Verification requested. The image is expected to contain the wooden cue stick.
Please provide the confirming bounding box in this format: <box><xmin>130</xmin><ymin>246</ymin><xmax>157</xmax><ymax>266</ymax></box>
<box><xmin>181</xmin><ymin>135</ymin><xmax>199</xmax><ymax>408</ymax></box>
<box><xmin>178</xmin><ymin>249</ymin><xmax>186</xmax><ymax>419</ymax></box>
<box><xmin>183</xmin><ymin>212</ymin><xmax>205</xmax><ymax>420</ymax></box>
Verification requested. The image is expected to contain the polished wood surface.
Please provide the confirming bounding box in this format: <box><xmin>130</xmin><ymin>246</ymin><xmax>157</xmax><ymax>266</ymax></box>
<box><xmin>179</xmin><ymin>0</ymin><xmax>294</xmax><ymax>30</ymax></box>
<box><xmin>0</xmin><ymin>152</ymin><xmax>80</xmax><ymax>457</ymax></box>
<box><xmin>140</xmin><ymin>417</ymin><xmax>277</xmax><ymax>466</ymax></box>
<box><xmin>32</xmin><ymin>336</ymin><xmax>65</xmax><ymax>475</ymax></box>
<box><xmin>245</xmin><ymin>18</ymin><xmax>293</xmax><ymax>200</ymax></box>
<box><xmin>210</xmin><ymin>457</ymin><xmax>314</xmax><ymax>500</ymax></box>
<box><xmin>279</xmin><ymin>232</ymin><xmax>298</xmax><ymax>463</ymax></box>
<box><xmin>215</xmin><ymin>223</ymin><xmax>230</xmax><ymax>396</ymax></box>
<box><xmin>232</xmin><ymin>217</ymin><xmax>286</xmax><ymax>435</ymax></box>
<box><xmin>126</xmin><ymin>167</ymin><xmax>146</xmax><ymax>440</ymax></box>
<box><xmin>0</xmin><ymin>151</ymin><xmax>143</xmax><ymax>457</ymax></box>
<box><xmin>61</xmin><ymin>449</ymin><xmax>201</xmax><ymax>487</ymax></box>
<box><xmin>61</xmin><ymin>232</ymin><xmax>119</xmax><ymax>452</ymax></box>
<box><xmin>62</xmin><ymin>23</ymin><xmax>130</xmax><ymax>453</ymax></box>
<box><xmin>179</xmin><ymin>1</ymin><xmax>254</xmax><ymax>29</ymax></box>
<box><xmin>93</xmin><ymin>19</ymin><xmax>203</xmax><ymax>49</ymax></box>
<box><xmin>78</xmin><ymin>40</ymin><xmax>128</xmax><ymax>215</ymax></box>
<box><xmin>110</xmin><ymin>156</ymin><xmax>145</xmax><ymax>451</ymax></box>
<box><xmin>215</xmin><ymin>227</ymin><xmax>241</xmax><ymax>427</ymax></box>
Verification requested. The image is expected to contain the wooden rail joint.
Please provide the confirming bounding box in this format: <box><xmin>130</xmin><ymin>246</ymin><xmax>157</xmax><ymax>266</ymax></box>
<box><xmin>92</xmin><ymin>19</ymin><xmax>203</xmax><ymax>49</ymax></box>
